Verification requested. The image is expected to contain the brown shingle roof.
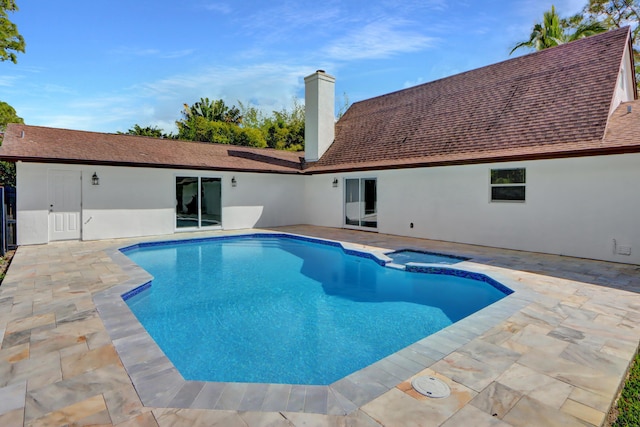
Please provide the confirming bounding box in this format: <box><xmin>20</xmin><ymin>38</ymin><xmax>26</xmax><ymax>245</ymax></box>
<box><xmin>0</xmin><ymin>124</ymin><xmax>303</xmax><ymax>174</ymax></box>
<box><xmin>307</xmin><ymin>27</ymin><xmax>637</xmax><ymax>173</ymax></box>
<box><xmin>0</xmin><ymin>29</ymin><xmax>636</xmax><ymax>175</ymax></box>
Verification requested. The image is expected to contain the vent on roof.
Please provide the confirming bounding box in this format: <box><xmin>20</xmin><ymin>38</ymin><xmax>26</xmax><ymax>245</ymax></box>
<box><xmin>627</xmin><ymin>105</ymin><xmax>632</xmax><ymax>114</ymax></box>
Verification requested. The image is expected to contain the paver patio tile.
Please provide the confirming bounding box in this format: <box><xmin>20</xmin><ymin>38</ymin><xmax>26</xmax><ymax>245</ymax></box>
<box><xmin>469</xmin><ymin>381</ymin><xmax>522</xmax><ymax>419</ymax></box>
<box><xmin>29</xmin><ymin>317</ymin><xmax>105</xmax><ymax>358</ymax></box>
<box><xmin>477</xmin><ymin>321</ymin><xmax>525</xmax><ymax>346</ymax></box>
<box><xmin>495</xmin><ymin>362</ymin><xmax>573</xmax><ymax>409</ymax></box>
<box><xmin>25</xmin><ymin>363</ymin><xmax>131</xmax><ymax>421</ymax></box>
<box><xmin>502</xmin><ymin>395</ymin><xmax>589</xmax><ymax>427</ymax></box>
<box><xmin>0</xmin><ymin>379</ymin><xmax>26</xmax><ymax>415</ymax></box>
<box><xmin>0</xmin><ymin>341</ymin><xmax>29</xmax><ymax>363</ymax></box>
<box><xmin>0</xmin><ymin>328</ymin><xmax>30</xmax><ymax>350</ymax></box>
<box><xmin>562</xmin><ymin>398</ymin><xmax>606</xmax><ymax>426</ymax></box>
<box><xmin>1</xmin><ymin>350</ymin><xmax>60</xmax><ymax>391</ymax></box>
<box><xmin>240</xmin><ymin>411</ymin><xmax>293</xmax><ymax>427</ymax></box>
<box><xmin>568</xmin><ymin>387</ymin><xmax>613</xmax><ymax>414</ymax></box>
<box><xmin>61</xmin><ymin>343</ymin><xmax>122</xmax><ymax>378</ymax></box>
<box><xmin>166</xmin><ymin>381</ymin><xmax>206</xmax><ymax>409</ymax></box>
<box><xmin>153</xmin><ymin>408</ymin><xmax>242</xmax><ymax>427</ymax></box>
<box><xmin>103</xmin><ymin>383</ymin><xmax>149</xmax><ymax>425</ymax></box>
<box><xmin>430</xmin><ymin>352</ymin><xmax>503</xmax><ymax>393</ymax></box>
<box><xmin>283</xmin><ymin>410</ymin><xmax>382</xmax><ymax>426</ymax></box>
<box><xmin>440</xmin><ymin>404</ymin><xmax>513</xmax><ymax>426</ymax></box>
<box><xmin>58</xmin><ymin>341</ymin><xmax>89</xmax><ymax>359</ymax></box>
<box><xmin>5</xmin><ymin>313</ymin><xmax>55</xmax><ymax>335</ymax></box>
<box><xmin>517</xmin><ymin>351</ymin><xmax>619</xmax><ymax>399</ymax></box>
<box><xmin>501</xmin><ymin>323</ymin><xmax>569</xmax><ymax>356</ymax></box>
<box><xmin>560</xmin><ymin>342</ymin><xmax>629</xmax><ymax>376</ymax></box>
<box><xmin>26</xmin><ymin>394</ymin><xmax>111</xmax><ymax>427</ymax></box>
<box><xmin>260</xmin><ymin>383</ymin><xmax>291</xmax><ymax>412</ymax></box>
<box><xmin>363</xmin><ymin>383</ymin><xmax>474</xmax><ymax>427</ymax></box>
<box><xmin>113</xmin><ymin>411</ymin><xmax>159</xmax><ymax>427</ymax></box>
<box><xmin>456</xmin><ymin>340</ymin><xmax>521</xmax><ymax>370</ymax></box>
<box><xmin>0</xmin><ymin>227</ymin><xmax>638</xmax><ymax>426</ymax></box>
<box><xmin>0</xmin><ymin>408</ymin><xmax>23</xmax><ymax>426</ymax></box>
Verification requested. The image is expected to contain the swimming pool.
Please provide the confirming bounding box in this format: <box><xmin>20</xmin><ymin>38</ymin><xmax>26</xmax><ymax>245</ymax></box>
<box><xmin>122</xmin><ymin>234</ymin><xmax>512</xmax><ymax>385</ymax></box>
<box><xmin>386</xmin><ymin>249</ymin><xmax>468</xmax><ymax>265</ymax></box>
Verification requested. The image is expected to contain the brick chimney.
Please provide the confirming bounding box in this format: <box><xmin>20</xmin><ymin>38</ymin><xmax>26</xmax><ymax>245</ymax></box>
<box><xmin>304</xmin><ymin>70</ymin><xmax>335</xmax><ymax>162</ymax></box>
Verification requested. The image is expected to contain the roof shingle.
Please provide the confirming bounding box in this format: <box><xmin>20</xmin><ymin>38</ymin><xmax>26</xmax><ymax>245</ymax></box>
<box><xmin>0</xmin><ymin>28</ymin><xmax>636</xmax><ymax>175</ymax></box>
<box><xmin>0</xmin><ymin>124</ymin><xmax>303</xmax><ymax>174</ymax></box>
<box><xmin>307</xmin><ymin>27</ymin><xmax>636</xmax><ymax>172</ymax></box>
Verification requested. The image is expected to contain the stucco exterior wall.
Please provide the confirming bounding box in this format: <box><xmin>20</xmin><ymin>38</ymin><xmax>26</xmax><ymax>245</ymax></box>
<box><xmin>16</xmin><ymin>162</ymin><xmax>304</xmax><ymax>244</ymax></box>
<box><xmin>305</xmin><ymin>153</ymin><xmax>640</xmax><ymax>264</ymax></box>
<box><xmin>16</xmin><ymin>154</ymin><xmax>640</xmax><ymax>264</ymax></box>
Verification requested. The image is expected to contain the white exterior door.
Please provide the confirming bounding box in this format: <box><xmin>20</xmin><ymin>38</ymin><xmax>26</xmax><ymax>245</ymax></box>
<box><xmin>48</xmin><ymin>170</ymin><xmax>81</xmax><ymax>241</ymax></box>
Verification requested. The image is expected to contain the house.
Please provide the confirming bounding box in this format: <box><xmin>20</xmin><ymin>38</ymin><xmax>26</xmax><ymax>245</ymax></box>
<box><xmin>0</xmin><ymin>27</ymin><xmax>638</xmax><ymax>264</ymax></box>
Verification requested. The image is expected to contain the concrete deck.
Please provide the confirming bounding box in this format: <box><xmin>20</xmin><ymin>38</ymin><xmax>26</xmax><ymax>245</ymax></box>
<box><xmin>0</xmin><ymin>225</ymin><xmax>639</xmax><ymax>426</ymax></box>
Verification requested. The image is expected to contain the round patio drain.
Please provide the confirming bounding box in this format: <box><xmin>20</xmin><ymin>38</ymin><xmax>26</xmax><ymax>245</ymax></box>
<box><xmin>411</xmin><ymin>376</ymin><xmax>451</xmax><ymax>398</ymax></box>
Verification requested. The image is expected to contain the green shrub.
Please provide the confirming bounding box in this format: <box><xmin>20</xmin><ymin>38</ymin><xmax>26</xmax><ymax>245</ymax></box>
<box><xmin>613</xmin><ymin>352</ymin><xmax>640</xmax><ymax>427</ymax></box>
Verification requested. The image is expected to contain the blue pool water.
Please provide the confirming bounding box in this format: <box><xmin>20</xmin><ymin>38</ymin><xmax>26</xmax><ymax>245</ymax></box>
<box><xmin>386</xmin><ymin>249</ymin><xmax>468</xmax><ymax>265</ymax></box>
<box><xmin>123</xmin><ymin>235</ymin><xmax>511</xmax><ymax>385</ymax></box>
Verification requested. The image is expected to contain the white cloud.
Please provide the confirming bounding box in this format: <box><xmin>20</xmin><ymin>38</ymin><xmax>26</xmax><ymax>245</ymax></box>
<box><xmin>326</xmin><ymin>19</ymin><xmax>437</xmax><ymax>61</ymax></box>
<box><xmin>0</xmin><ymin>75</ymin><xmax>21</xmax><ymax>87</ymax></box>
<box><xmin>110</xmin><ymin>47</ymin><xmax>195</xmax><ymax>59</ymax></box>
<box><xmin>202</xmin><ymin>2</ymin><xmax>232</xmax><ymax>14</ymax></box>
<box><xmin>35</xmin><ymin>62</ymin><xmax>316</xmax><ymax>133</ymax></box>
<box><xmin>403</xmin><ymin>77</ymin><xmax>424</xmax><ymax>88</ymax></box>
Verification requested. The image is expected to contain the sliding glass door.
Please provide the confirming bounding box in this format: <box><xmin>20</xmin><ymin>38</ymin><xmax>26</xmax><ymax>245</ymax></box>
<box><xmin>345</xmin><ymin>178</ymin><xmax>377</xmax><ymax>229</ymax></box>
<box><xmin>176</xmin><ymin>176</ymin><xmax>222</xmax><ymax>229</ymax></box>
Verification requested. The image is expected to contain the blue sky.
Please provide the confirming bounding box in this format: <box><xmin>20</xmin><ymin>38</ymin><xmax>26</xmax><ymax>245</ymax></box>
<box><xmin>1</xmin><ymin>0</ymin><xmax>586</xmax><ymax>134</ymax></box>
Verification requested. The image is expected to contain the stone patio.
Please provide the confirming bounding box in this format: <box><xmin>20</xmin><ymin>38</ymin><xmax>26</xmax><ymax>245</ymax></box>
<box><xmin>0</xmin><ymin>225</ymin><xmax>638</xmax><ymax>426</ymax></box>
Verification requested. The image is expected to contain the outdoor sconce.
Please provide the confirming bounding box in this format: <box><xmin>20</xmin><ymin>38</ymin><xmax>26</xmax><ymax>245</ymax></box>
<box><xmin>332</xmin><ymin>178</ymin><xmax>338</xmax><ymax>188</ymax></box>
<box><xmin>231</xmin><ymin>176</ymin><xmax>237</xmax><ymax>187</ymax></box>
<box><xmin>91</xmin><ymin>172</ymin><xmax>100</xmax><ymax>186</ymax></box>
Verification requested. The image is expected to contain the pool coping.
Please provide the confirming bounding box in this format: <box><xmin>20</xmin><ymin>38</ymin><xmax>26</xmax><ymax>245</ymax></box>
<box><xmin>93</xmin><ymin>231</ymin><xmax>535</xmax><ymax>415</ymax></box>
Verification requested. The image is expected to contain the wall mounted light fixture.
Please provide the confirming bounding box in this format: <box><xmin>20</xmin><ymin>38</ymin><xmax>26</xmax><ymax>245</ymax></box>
<box><xmin>332</xmin><ymin>178</ymin><xmax>338</xmax><ymax>188</ymax></box>
<box><xmin>231</xmin><ymin>176</ymin><xmax>237</xmax><ymax>187</ymax></box>
<box><xmin>91</xmin><ymin>172</ymin><xmax>100</xmax><ymax>186</ymax></box>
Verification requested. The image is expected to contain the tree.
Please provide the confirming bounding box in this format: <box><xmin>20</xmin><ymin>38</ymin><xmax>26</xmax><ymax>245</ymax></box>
<box><xmin>511</xmin><ymin>5</ymin><xmax>606</xmax><ymax>54</ymax></box>
<box><xmin>183</xmin><ymin>98</ymin><xmax>242</xmax><ymax>124</ymax></box>
<box><xmin>118</xmin><ymin>124</ymin><xmax>173</xmax><ymax>139</ymax></box>
<box><xmin>0</xmin><ymin>101</ymin><xmax>23</xmax><ymax>186</ymax></box>
<box><xmin>581</xmin><ymin>0</ymin><xmax>640</xmax><ymax>89</ymax></box>
<box><xmin>337</xmin><ymin>92</ymin><xmax>351</xmax><ymax>119</ymax></box>
<box><xmin>0</xmin><ymin>100</ymin><xmax>23</xmax><ymax>130</ymax></box>
<box><xmin>262</xmin><ymin>99</ymin><xmax>305</xmax><ymax>151</ymax></box>
<box><xmin>176</xmin><ymin>100</ymin><xmax>266</xmax><ymax>148</ymax></box>
<box><xmin>0</xmin><ymin>0</ymin><xmax>25</xmax><ymax>63</ymax></box>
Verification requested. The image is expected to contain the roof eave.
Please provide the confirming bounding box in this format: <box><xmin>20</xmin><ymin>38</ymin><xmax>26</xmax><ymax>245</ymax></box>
<box><xmin>305</xmin><ymin>145</ymin><xmax>640</xmax><ymax>174</ymax></box>
<box><xmin>1</xmin><ymin>156</ymin><xmax>304</xmax><ymax>175</ymax></box>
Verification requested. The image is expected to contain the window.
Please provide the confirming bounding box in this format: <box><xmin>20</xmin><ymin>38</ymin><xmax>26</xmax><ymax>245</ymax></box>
<box><xmin>490</xmin><ymin>168</ymin><xmax>525</xmax><ymax>202</ymax></box>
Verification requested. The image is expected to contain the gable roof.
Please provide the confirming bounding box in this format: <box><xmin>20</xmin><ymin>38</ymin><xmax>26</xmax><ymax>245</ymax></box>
<box><xmin>0</xmin><ymin>124</ymin><xmax>303</xmax><ymax>174</ymax></box>
<box><xmin>0</xmin><ymin>28</ymin><xmax>637</xmax><ymax>175</ymax></box>
<box><xmin>307</xmin><ymin>27</ymin><xmax>638</xmax><ymax>173</ymax></box>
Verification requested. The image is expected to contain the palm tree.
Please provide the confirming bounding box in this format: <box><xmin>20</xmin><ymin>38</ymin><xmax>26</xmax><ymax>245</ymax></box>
<box><xmin>511</xmin><ymin>5</ymin><xmax>607</xmax><ymax>54</ymax></box>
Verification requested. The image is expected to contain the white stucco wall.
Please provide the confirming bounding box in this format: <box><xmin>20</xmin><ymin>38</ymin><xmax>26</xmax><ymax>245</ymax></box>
<box><xmin>16</xmin><ymin>154</ymin><xmax>640</xmax><ymax>264</ymax></box>
<box><xmin>303</xmin><ymin>174</ymin><xmax>343</xmax><ymax>227</ymax></box>
<box><xmin>16</xmin><ymin>162</ymin><xmax>305</xmax><ymax>244</ymax></box>
<box><xmin>305</xmin><ymin>154</ymin><xmax>640</xmax><ymax>264</ymax></box>
<box><xmin>222</xmin><ymin>172</ymin><xmax>305</xmax><ymax>230</ymax></box>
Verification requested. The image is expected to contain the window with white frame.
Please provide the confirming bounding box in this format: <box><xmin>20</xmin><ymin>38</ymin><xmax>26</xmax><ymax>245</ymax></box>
<box><xmin>490</xmin><ymin>168</ymin><xmax>525</xmax><ymax>202</ymax></box>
